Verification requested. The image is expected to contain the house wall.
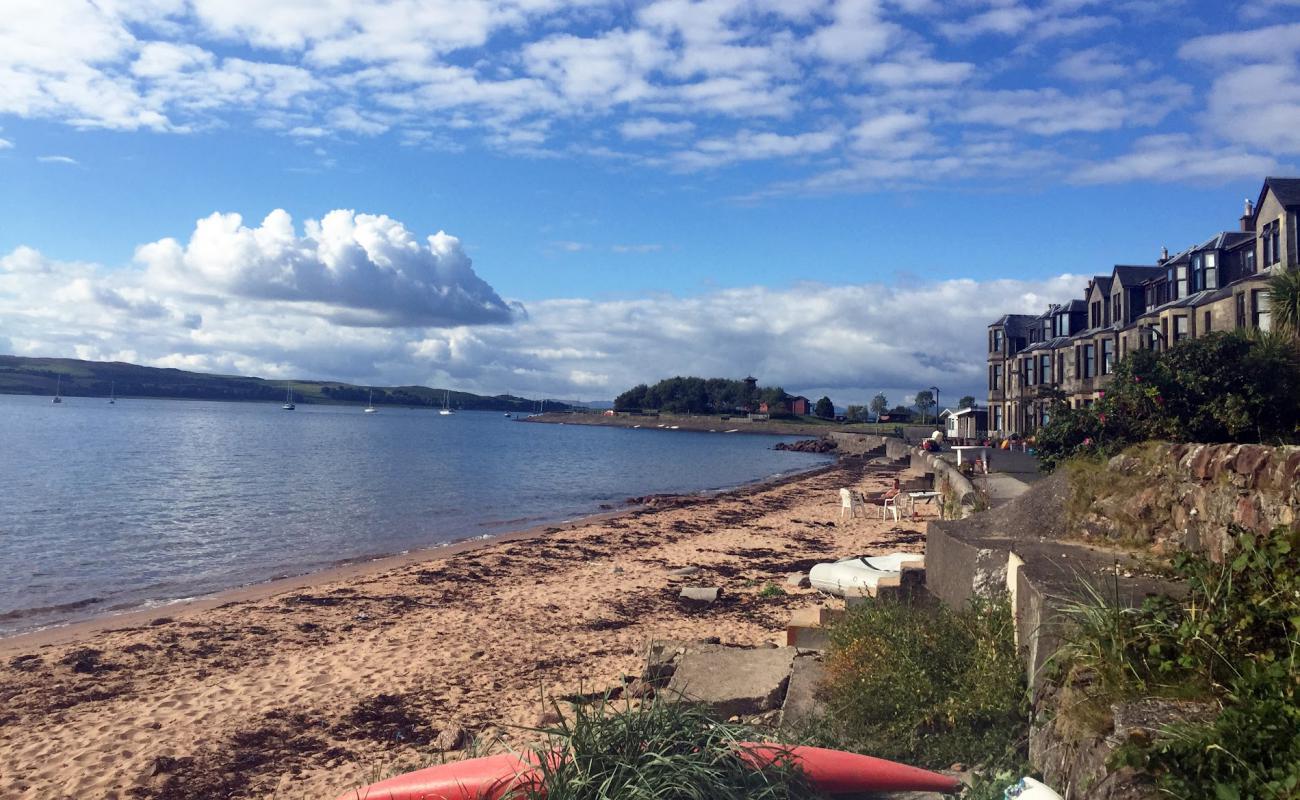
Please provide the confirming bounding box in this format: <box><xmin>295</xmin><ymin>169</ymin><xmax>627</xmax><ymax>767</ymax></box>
<box><xmin>1255</xmin><ymin>189</ymin><xmax>1298</xmax><ymax>269</ymax></box>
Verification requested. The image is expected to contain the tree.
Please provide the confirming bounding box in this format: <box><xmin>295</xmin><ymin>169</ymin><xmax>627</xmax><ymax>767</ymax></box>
<box><xmin>869</xmin><ymin>393</ymin><xmax>888</xmax><ymax>419</ymax></box>
<box><xmin>958</xmin><ymin>395</ymin><xmax>976</xmax><ymax>410</ymax></box>
<box><xmin>845</xmin><ymin>404</ymin><xmax>868</xmax><ymax>422</ymax></box>
<box><xmin>1268</xmin><ymin>268</ymin><xmax>1300</xmax><ymax>341</ymax></box>
<box><xmin>814</xmin><ymin>396</ymin><xmax>835</xmax><ymax>418</ymax></box>
<box><xmin>914</xmin><ymin>390</ymin><xmax>935</xmax><ymax>424</ymax></box>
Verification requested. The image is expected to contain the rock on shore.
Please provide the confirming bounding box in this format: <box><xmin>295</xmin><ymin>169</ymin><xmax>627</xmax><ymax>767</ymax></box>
<box><xmin>773</xmin><ymin>438</ymin><xmax>837</xmax><ymax>453</ymax></box>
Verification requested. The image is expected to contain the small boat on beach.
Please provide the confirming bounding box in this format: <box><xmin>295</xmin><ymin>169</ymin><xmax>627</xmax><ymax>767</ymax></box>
<box><xmin>809</xmin><ymin>554</ymin><xmax>924</xmax><ymax>597</ymax></box>
<box><xmin>333</xmin><ymin>743</ymin><xmax>961</xmax><ymax>800</ymax></box>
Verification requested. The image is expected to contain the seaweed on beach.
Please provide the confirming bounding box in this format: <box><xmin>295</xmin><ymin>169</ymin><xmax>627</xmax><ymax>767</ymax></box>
<box><xmin>334</xmin><ymin>692</ymin><xmax>437</xmax><ymax>746</ymax></box>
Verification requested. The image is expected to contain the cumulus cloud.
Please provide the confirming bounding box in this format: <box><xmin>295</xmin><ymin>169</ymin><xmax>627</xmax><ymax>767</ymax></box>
<box><xmin>0</xmin><ymin>232</ymin><xmax>1087</xmax><ymax>405</ymax></box>
<box><xmin>135</xmin><ymin>209</ymin><xmax>517</xmax><ymax>326</ymax></box>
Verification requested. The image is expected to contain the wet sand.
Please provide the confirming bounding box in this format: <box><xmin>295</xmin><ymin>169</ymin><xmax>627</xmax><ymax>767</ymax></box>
<box><xmin>0</xmin><ymin>456</ymin><xmax>934</xmax><ymax>799</ymax></box>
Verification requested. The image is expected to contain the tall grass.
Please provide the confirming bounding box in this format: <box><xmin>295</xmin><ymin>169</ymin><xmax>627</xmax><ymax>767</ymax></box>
<box><xmin>525</xmin><ymin>696</ymin><xmax>826</xmax><ymax>800</ymax></box>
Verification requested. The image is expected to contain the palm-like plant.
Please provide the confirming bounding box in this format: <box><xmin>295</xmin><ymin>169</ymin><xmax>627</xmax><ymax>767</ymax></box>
<box><xmin>1267</xmin><ymin>268</ymin><xmax>1300</xmax><ymax>340</ymax></box>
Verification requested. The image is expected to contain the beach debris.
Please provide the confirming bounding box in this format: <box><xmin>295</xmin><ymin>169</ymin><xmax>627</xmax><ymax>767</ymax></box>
<box><xmin>679</xmin><ymin>586</ymin><xmax>720</xmax><ymax>603</ymax></box>
<box><xmin>785</xmin><ymin>572</ymin><xmax>811</xmax><ymax>588</ymax></box>
<box><xmin>60</xmin><ymin>648</ymin><xmax>116</xmax><ymax>675</ymax></box>
<box><xmin>779</xmin><ymin>655</ymin><xmax>826</xmax><ymax>732</ymax></box>
<box><xmin>611</xmin><ymin>565</ymin><xmax>624</xmax><ymax>574</ymax></box>
<box><xmin>808</xmin><ymin>553</ymin><xmax>925</xmax><ymax>598</ymax></box>
<box><xmin>669</xmin><ymin>566</ymin><xmax>702</xmax><ymax>577</ymax></box>
<box><xmin>435</xmin><ymin>725</ymin><xmax>471</xmax><ymax>751</ymax></box>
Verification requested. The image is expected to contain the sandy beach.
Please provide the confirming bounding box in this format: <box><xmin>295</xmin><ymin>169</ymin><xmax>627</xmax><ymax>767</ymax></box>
<box><xmin>0</xmin><ymin>455</ymin><xmax>934</xmax><ymax>800</ymax></box>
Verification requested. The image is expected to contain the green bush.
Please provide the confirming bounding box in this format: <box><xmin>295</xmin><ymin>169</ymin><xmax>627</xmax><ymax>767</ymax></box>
<box><xmin>1034</xmin><ymin>331</ymin><xmax>1300</xmax><ymax>472</ymax></box>
<box><xmin>1057</xmin><ymin>525</ymin><xmax>1300</xmax><ymax>799</ymax></box>
<box><xmin>818</xmin><ymin>597</ymin><xmax>1026</xmax><ymax>768</ymax></box>
<box><xmin>527</xmin><ymin>697</ymin><xmax>826</xmax><ymax>800</ymax></box>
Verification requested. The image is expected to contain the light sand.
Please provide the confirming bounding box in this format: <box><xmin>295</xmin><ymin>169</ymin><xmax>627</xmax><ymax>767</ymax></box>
<box><xmin>0</xmin><ymin>456</ymin><xmax>935</xmax><ymax>800</ymax></box>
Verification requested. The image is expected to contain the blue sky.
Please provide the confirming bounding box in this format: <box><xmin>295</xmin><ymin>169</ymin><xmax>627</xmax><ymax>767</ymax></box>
<box><xmin>1</xmin><ymin>0</ymin><xmax>1298</xmax><ymax>405</ymax></box>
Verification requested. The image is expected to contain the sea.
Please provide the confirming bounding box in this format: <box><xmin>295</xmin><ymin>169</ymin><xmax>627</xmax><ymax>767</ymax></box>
<box><xmin>0</xmin><ymin>394</ymin><xmax>832</xmax><ymax>636</ymax></box>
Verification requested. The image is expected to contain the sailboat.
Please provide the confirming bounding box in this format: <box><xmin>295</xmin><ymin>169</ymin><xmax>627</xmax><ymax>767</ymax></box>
<box><xmin>108</xmin><ymin>382</ymin><xmax>115</xmax><ymax>404</ymax></box>
<box><xmin>364</xmin><ymin>389</ymin><xmax>378</xmax><ymax>414</ymax></box>
<box><xmin>282</xmin><ymin>383</ymin><xmax>296</xmax><ymax>410</ymax></box>
<box><xmin>439</xmin><ymin>390</ymin><xmax>454</xmax><ymax>415</ymax></box>
<box><xmin>52</xmin><ymin>376</ymin><xmax>62</xmax><ymax>404</ymax></box>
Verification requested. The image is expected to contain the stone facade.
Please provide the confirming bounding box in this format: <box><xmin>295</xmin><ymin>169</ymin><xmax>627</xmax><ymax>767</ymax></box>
<box><xmin>987</xmin><ymin>177</ymin><xmax>1299</xmax><ymax>438</ymax></box>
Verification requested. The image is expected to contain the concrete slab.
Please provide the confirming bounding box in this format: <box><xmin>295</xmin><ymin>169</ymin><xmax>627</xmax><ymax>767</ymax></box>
<box><xmin>666</xmin><ymin>645</ymin><xmax>796</xmax><ymax>718</ymax></box>
<box><xmin>779</xmin><ymin>655</ymin><xmax>826</xmax><ymax>731</ymax></box>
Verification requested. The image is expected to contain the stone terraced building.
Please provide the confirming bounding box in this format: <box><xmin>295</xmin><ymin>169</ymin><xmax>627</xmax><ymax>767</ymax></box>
<box><xmin>987</xmin><ymin>176</ymin><xmax>1300</xmax><ymax>438</ymax></box>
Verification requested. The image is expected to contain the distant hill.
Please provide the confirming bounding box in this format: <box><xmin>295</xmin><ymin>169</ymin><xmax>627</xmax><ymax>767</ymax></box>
<box><xmin>0</xmin><ymin>355</ymin><xmax>569</xmax><ymax>412</ymax></box>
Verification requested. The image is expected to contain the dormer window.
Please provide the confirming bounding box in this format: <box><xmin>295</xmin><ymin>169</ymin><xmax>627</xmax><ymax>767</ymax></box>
<box><xmin>1205</xmin><ymin>252</ymin><xmax>1217</xmax><ymax>289</ymax></box>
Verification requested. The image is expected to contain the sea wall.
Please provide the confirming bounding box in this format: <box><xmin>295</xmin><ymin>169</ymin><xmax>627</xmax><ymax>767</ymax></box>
<box><xmin>824</xmin><ymin>432</ymin><xmax>908</xmax><ymax>459</ymax></box>
<box><xmin>909</xmin><ymin>449</ymin><xmax>980</xmax><ymax>519</ymax></box>
<box><xmin>1071</xmin><ymin>442</ymin><xmax>1300</xmax><ymax>560</ymax></box>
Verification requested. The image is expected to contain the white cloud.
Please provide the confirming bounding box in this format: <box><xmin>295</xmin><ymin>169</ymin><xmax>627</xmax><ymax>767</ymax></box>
<box><xmin>37</xmin><ymin>155</ymin><xmax>78</xmax><ymax>164</ymax></box>
<box><xmin>673</xmin><ymin>127</ymin><xmax>841</xmax><ymax>170</ymax></box>
<box><xmin>135</xmin><ymin>209</ymin><xmax>518</xmax><ymax>326</ymax></box>
<box><xmin>958</xmin><ymin>82</ymin><xmax>1190</xmax><ymax>135</ymax></box>
<box><xmin>0</xmin><ymin>138</ymin><xmax>12</xmax><ymax>149</ymax></box>
<box><xmin>0</xmin><ymin>235</ymin><xmax>1087</xmax><ymax>403</ymax></box>
<box><xmin>1071</xmin><ymin>134</ymin><xmax>1278</xmax><ymax>184</ymax></box>
<box><xmin>619</xmin><ymin>117</ymin><xmax>694</xmax><ymax>139</ymax></box>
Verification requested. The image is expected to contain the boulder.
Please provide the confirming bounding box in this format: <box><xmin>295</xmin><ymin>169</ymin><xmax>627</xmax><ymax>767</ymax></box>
<box><xmin>679</xmin><ymin>587</ymin><xmax>720</xmax><ymax>603</ymax></box>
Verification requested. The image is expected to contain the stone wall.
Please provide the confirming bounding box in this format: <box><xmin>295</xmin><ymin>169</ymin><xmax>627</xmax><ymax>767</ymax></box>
<box><xmin>825</xmin><ymin>432</ymin><xmax>909</xmax><ymax>459</ymax></box>
<box><xmin>1072</xmin><ymin>442</ymin><xmax>1300</xmax><ymax>560</ymax></box>
<box><xmin>909</xmin><ymin>448</ymin><xmax>980</xmax><ymax>519</ymax></box>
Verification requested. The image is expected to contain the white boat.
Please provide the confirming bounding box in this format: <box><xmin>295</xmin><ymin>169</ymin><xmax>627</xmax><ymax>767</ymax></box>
<box><xmin>108</xmin><ymin>382</ymin><xmax>115</xmax><ymax>404</ymax></box>
<box><xmin>439</xmin><ymin>390</ymin><xmax>454</xmax><ymax>415</ymax></box>
<box><xmin>809</xmin><ymin>553</ymin><xmax>924</xmax><ymax>597</ymax></box>
<box><xmin>282</xmin><ymin>383</ymin><xmax>296</xmax><ymax>410</ymax></box>
<box><xmin>52</xmin><ymin>375</ymin><xmax>62</xmax><ymax>404</ymax></box>
<box><xmin>364</xmin><ymin>389</ymin><xmax>378</xmax><ymax>414</ymax></box>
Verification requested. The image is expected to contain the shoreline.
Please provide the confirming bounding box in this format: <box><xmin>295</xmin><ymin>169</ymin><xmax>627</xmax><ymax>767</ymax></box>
<box><xmin>0</xmin><ymin>454</ymin><xmax>929</xmax><ymax>800</ymax></box>
<box><xmin>0</xmin><ymin>458</ymin><xmax>837</xmax><ymax>654</ymax></box>
<box><xmin>524</xmin><ymin>411</ymin><xmax>933</xmax><ymax>439</ymax></box>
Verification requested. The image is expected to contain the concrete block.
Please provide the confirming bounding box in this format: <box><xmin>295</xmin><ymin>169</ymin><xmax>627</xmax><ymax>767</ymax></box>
<box><xmin>779</xmin><ymin>656</ymin><xmax>826</xmax><ymax>731</ymax></box>
<box><xmin>666</xmin><ymin>646</ymin><xmax>796</xmax><ymax>718</ymax></box>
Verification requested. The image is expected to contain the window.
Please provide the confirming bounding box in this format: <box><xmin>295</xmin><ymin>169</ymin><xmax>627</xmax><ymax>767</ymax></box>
<box><xmin>1113</xmin><ymin>295</ymin><xmax>1122</xmax><ymax>325</ymax></box>
<box><xmin>1161</xmin><ymin>318</ymin><xmax>1169</xmax><ymax>349</ymax></box>
<box><xmin>1082</xmin><ymin>344</ymin><xmax>1096</xmax><ymax>378</ymax></box>
<box><xmin>1101</xmin><ymin>339</ymin><xmax>1115</xmax><ymax>374</ymax></box>
<box><xmin>1174</xmin><ymin>315</ymin><xmax>1189</xmax><ymax>342</ymax></box>
<box><xmin>1057</xmin><ymin>352</ymin><xmax>1065</xmax><ymax>384</ymax></box>
<box><xmin>991</xmin><ymin>364</ymin><xmax>1003</xmax><ymax>391</ymax></box>
<box><xmin>1245</xmin><ymin>248</ymin><xmax>1256</xmax><ymax>275</ymax></box>
<box><xmin>1204</xmin><ymin>310</ymin><xmax>1211</xmax><ymax>333</ymax></box>
<box><xmin>1026</xmin><ymin>356</ymin><xmax>1036</xmax><ymax>385</ymax></box>
<box><xmin>993</xmin><ymin>405</ymin><xmax>1003</xmax><ymax>431</ymax></box>
<box><xmin>1121</xmin><ymin>335</ymin><xmax>1128</xmax><ymax>357</ymax></box>
<box><xmin>1176</xmin><ymin>263</ymin><xmax>1188</xmax><ymax>299</ymax></box>
<box><xmin>990</xmin><ymin>329</ymin><xmax>1004</xmax><ymax>353</ymax></box>
<box><xmin>1264</xmin><ymin>221</ymin><xmax>1281</xmax><ymax>266</ymax></box>
<box><xmin>1191</xmin><ymin>254</ymin><xmax>1202</xmax><ymax>293</ymax></box>
<box><xmin>1040</xmin><ymin>406</ymin><xmax>1050</xmax><ymax>427</ymax></box>
<box><xmin>1040</xmin><ymin>354</ymin><xmax>1052</xmax><ymax>385</ymax></box>
<box><xmin>1254</xmin><ymin>290</ymin><xmax>1272</xmax><ymax>331</ymax></box>
<box><xmin>1090</xmin><ymin>300</ymin><xmax>1101</xmax><ymax>328</ymax></box>
<box><xmin>1271</xmin><ymin>221</ymin><xmax>1282</xmax><ymax>265</ymax></box>
<box><xmin>1237</xmin><ymin>293</ymin><xmax>1247</xmax><ymax>328</ymax></box>
<box><xmin>1205</xmin><ymin>252</ymin><xmax>1217</xmax><ymax>289</ymax></box>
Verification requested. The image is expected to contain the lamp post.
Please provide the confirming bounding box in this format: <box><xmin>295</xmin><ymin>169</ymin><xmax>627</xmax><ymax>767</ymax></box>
<box><xmin>929</xmin><ymin>386</ymin><xmax>940</xmax><ymax>427</ymax></box>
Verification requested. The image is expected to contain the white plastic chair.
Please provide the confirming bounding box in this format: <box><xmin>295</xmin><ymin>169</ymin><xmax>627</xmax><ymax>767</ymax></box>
<box><xmin>839</xmin><ymin>488</ymin><xmax>867</xmax><ymax>520</ymax></box>
<box><xmin>880</xmin><ymin>492</ymin><xmax>899</xmax><ymax>521</ymax></box>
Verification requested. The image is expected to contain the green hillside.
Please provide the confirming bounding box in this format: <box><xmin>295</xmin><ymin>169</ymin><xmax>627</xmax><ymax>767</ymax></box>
<box><xmin>0</xmin><ymin>355</ymin><xmax>566</xmax><ymax>412</ymax></box>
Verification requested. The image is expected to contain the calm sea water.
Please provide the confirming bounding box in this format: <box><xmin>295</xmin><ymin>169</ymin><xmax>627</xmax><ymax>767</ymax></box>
<box><xmin>0</xmin><ymin>395</ymin><xmax>830</xmax><ymax>636</ymax></box>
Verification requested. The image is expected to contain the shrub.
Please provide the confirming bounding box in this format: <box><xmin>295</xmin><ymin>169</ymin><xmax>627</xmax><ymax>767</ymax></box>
<box><xmin>818</xmin><ymin>596</ymin><xmax>1025</xmax><ymax>768</ymax></box>
<box><xmin>1056</xmin><ymin>525</ymin><xmax>1300</xmax><ymax>799</ymax></box>
<box><xmin>1035</xmin><ymin>331</ymin><xmax>1300</xmax><ymax>472</ymax></box>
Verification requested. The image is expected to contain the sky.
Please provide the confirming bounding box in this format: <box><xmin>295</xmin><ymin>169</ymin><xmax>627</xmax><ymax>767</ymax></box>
<box><xmin>1</xmin><ymin>0</ymin><xmax>1298</xmax><ymax>407</ymax></box>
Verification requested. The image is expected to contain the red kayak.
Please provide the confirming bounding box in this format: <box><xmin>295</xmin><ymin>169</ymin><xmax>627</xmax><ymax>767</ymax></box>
<box><xmin>334</xmin><ymin>743</ymin><xmax>961</xmax><ymax>799</ymax></box>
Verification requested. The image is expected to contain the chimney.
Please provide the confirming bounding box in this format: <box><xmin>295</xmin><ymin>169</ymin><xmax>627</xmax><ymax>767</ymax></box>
<box><xmin>1241</xmin><ymin>198</ymin><xmax>1254</xmax><ymax>232</ymax></box>
<box><xmin>1158</xmin><ymin>245</ymin><xmax>1169</xmax><ymax>264</ymax></box>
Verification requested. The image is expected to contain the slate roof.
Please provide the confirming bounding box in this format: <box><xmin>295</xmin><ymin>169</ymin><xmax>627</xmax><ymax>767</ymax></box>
<box><xmin>1262</xmin><ymin>177</ymin><xmax>1300</xmax><ymax>209</ymax></box>
<box><xmin>1112</xmin><ymin>265</ymin><xmax>1162</xmax><ymax>286</ymax></box>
